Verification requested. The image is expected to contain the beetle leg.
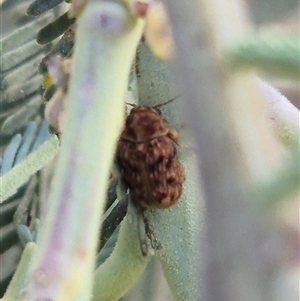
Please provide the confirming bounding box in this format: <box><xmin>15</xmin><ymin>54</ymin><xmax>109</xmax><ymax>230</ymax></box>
<box><xmin>134</xmin><ymin>203</ymin><xmax>163</xmax><ymax>256</ymax></box>
<box><xmin>143</xmin><ymin>209</ymin><xmax>162</xmax><ymax>251</ymax></box>
<box><xmin>128</xmin><ymin>201</ymin><xmax>153</xmax><ymax>256</ymax></box>
<box><xmin>112</xmin><ymin>159</ymin><xmax>128</xmax><ymax>203</ymax></box>
<box><xmin>168</xmin><ymin>129</ymin><xmax>185</xmax><ymax>147</ymax></box>
<box><xmin>138</xmin><ymin>209</ymin><xmax>152</xmax><ymax>256</ymax></box>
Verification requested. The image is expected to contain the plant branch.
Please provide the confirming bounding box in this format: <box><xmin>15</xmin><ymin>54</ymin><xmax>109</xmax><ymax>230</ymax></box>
<box><xmin>20</xmin><ymin>1</ymin><xmax>144</xmax><ymax>300</ymax></box>
<box><xmin>163</xmin><ymin>0</ymin><xmax>287</xmax><ymax>300</ymax></box>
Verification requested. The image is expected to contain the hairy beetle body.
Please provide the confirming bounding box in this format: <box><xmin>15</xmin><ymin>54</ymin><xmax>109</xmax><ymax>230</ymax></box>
<box><xmin>117</xmin><ymin>105</ymin><xmax>185</xmax><ymax>209</ymax></box>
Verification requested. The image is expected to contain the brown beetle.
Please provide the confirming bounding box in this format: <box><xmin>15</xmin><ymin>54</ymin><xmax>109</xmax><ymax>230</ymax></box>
<box><xmin>117</xmin><ymin>101</ymin><xmax>185</xmax><ymax>209</ymax></box>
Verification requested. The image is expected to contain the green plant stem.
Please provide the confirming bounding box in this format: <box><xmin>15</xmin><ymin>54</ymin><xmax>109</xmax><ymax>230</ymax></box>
<box><xmin>93</xmin><ymin>202</ymin><xmax>151</xmax><ymax>301</ymax></box>
<box><xmin>21</xmin><ymin>1</ymin><xmax>144</xmax><ymax>300</ymax></box>
<box><xmin>163</xmin><ymin>0</ymin><xmax>285</xmax><ymax>300</ymax></box>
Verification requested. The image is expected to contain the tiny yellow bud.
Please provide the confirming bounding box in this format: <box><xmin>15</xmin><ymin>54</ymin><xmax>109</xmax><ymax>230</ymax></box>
<box><xmin>43</xmin><ymin>73</ymin><xmax>54</xmax><ymax>89</ymax></box>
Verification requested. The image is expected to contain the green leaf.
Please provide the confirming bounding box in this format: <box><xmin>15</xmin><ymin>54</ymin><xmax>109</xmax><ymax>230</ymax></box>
<box><xmin>0</xmin><ymin>134</ymin><xmax>22</xmax><ymax>175</ymax></box>
<box><xmin>27</xmin><ymin>0</ymin><xmax>64</xmax><ymax>16</ymax></box>
<box><xmin>0</xmin><ymin>54</ymin><xmax>43</xmax><ymax>90</ymax></box>
<box><xmin>0</xmin><ymin>225</ymin><xmax>19</xmax><ymax>253</ymax></box>
<box><xmin>1</xmin><ymin>76</ymin><xmax>42</xmax><ymax>108</ymax></box>
<box><xmin>1</xmin><ymin>40</ymin><xmax>44</xmax><ymax>73</ymax></box>
<box><xmin>39</xmin><ymin>23</ymin><xmax>75</xmax><ymax>74</ymax></box>
<box><xmin>0</xmin><ymin>198</ymin><xmax>20</xmax><ymax>227</ymax></box>
<box><xmin>96</xmin><ymin>225</ymin><xmax>120</xmax><ymax>268</ymax></box>
<box><xmin>1</xmin><ymin>242</ymin><xmax>36</xmax><ymax>301</ymax></box>
<box><xmin>14</xmin><ymin>122</ymin><xmax>39</xmax><ymax>164</ymax></box>
<box><xmin>0</xmin><ymin>12</ymin><xmax>58</xmax><ymax>54</ymax></box>
<box><xmin>1</xmin><ymin>96</ymin><xmax>43</xmax><ymax>135</ymax></box>
<box><xmin>0</xmin><ymin>135</ymin><xmax>60</xmax><ymax>203</ymax></box>
<box><xmin>227</xmin><ymin>34</ymin><xmax>300</xmax><ymax>79</ymax></box>
<box><xmin>36</xmin><ymin>12</ymin><xmax>76</xmax><ymax>45</ymax></box>
<box><xmin>16</xmin><ymin>224</ymin><xmax>33</xmax><ymax>246</ymax></box>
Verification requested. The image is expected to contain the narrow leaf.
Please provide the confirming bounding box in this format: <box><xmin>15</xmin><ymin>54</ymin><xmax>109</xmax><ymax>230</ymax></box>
<box><xmin>0</xmin><ymin>12</ymin><xmax>58</xmax><ymax>54</ymax></box>
<box><xmin>27</xmin><ymin>0</ymin><xmax>64</xmax><ymax>16</ymax></box>
<box><xmin>1</xmin><ymin>242</ymin><xmax>36</xmax><ymax>301</ymax></box>
<box><xmin>2</xmin><ymin>75</ymin><xmax>42</xmax><ymax>107</ymax></box>
<box><xmin>0</xmin><ymin>134</ymin><xmax>22</xmax><ymax>175</ymax></box>
<box><xmin>36</xmin><ymin>12</ymin><xmax>76</xmax><ymax>45</ymax></box>
<box><xmin>14</xmin><ymin>122</ymin><xmax>39</xmax><ymax>164</ymax></box>
<box><xmin>1</xmin><ymin>96</ymin><xmax>43</xmax><ymax>135</ymax></box>
<box><xmin>1</xmin><ymin>40</ymin><xmax>44</xmax><ymax>72</ymax></box>
<box><xmin>16</xmin><ymin>224</ymin><xmax>33</xmax><ymax>246</ymax></box>
<box><xmin>0</xmin><ymin>135</ymin><xmax>60</xmax><ymax>203</ymax></box>
<box><xmin>228</xmin><ymin>34</ymin><xmax>300</xmax><ymax>79</ymax></box>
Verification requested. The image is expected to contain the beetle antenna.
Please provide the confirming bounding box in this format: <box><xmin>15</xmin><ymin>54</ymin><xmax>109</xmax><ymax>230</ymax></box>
<box><xmin>126</xmin><ymin>96</ymin><xmax>180</xmax><ymax>108</ymax></box>
<box><xmin>154</xmin><ymin>96</ymin><xmax>180</xmax><ymax>108</ymax></box>
<box><xmin>126</xmin><ymin>102</ymin><xmax>137</xmax><ymax>107</ymax></box>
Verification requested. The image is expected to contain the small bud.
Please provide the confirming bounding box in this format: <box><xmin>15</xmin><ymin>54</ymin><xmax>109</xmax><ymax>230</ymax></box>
<box><xmin>68</xmin><ymin>0</ymin><xmax>89</xmax><ymax>18</ymax></box>
<box><xmin>44</xmin><ymin>55</ymin><xmax>71</xmax><ymax>91</ymax></box>
<box><xmin>133</xmin><ymin>0</ymin><xmax>150</xmax><ymax>18</ymax></box>
<box><xmin>43</xmin><ymin>73</ymin><xmax>54</xmax><ymax>89</ymax></box>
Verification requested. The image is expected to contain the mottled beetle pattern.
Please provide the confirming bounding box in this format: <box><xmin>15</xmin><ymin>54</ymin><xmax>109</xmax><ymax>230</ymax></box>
<box><xmin>117</xmin><ymin>104</ymin><xmax>185</xmax><ymax>209</ymax></box>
